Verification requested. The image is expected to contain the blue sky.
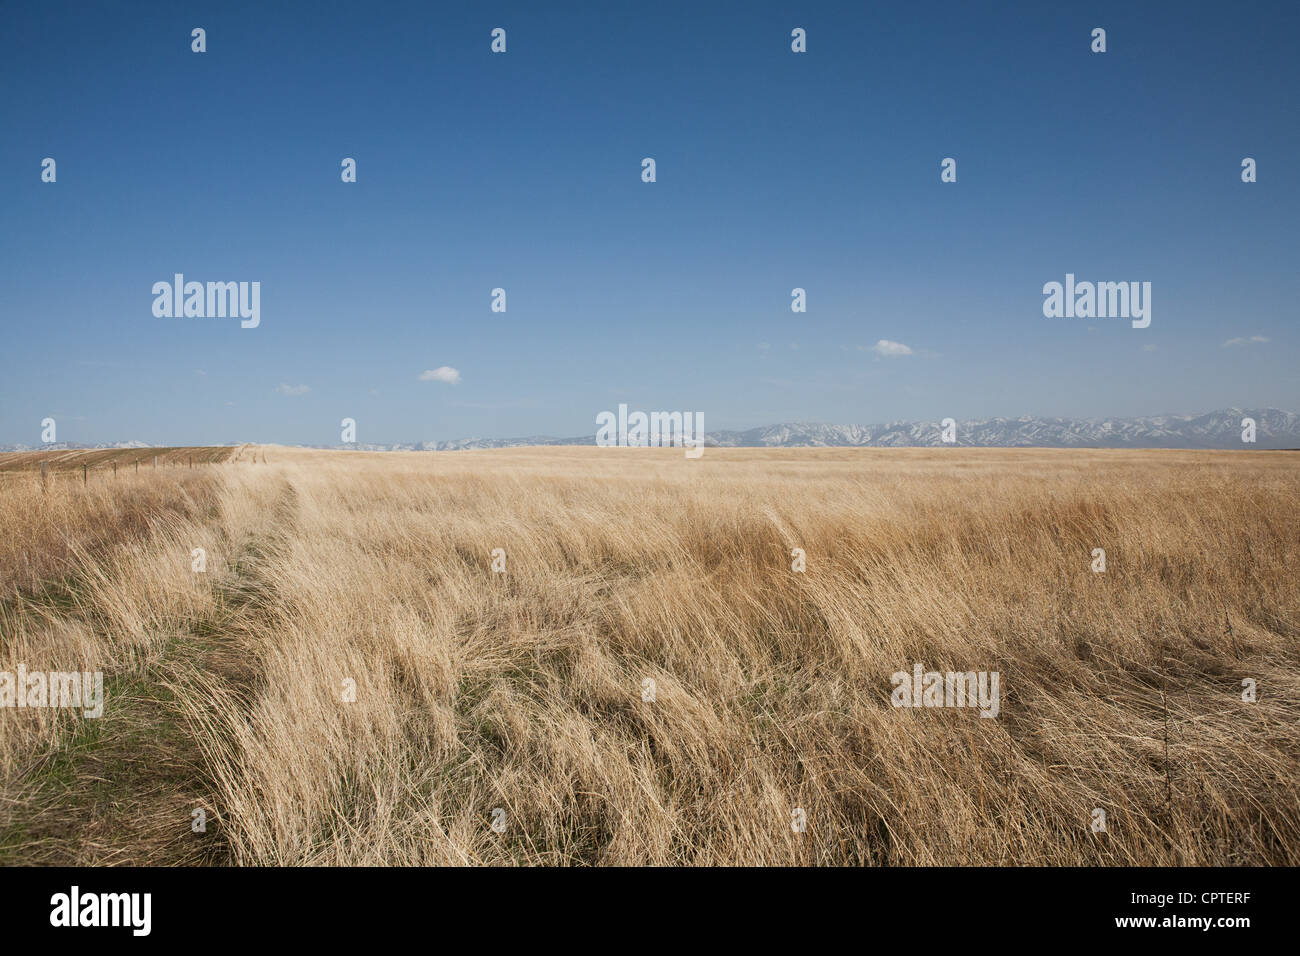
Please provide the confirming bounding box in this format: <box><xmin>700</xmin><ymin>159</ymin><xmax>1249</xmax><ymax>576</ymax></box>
<box><xmin>2</xmin><ymin>0</ymin><xmax>1297</xmax><ymax>445</ymax></box>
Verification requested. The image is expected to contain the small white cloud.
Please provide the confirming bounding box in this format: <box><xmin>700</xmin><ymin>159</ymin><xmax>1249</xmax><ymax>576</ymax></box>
<box><xmin>419</xmin><ymin>366</ymin><xmax>461</xmax><ymax>384</ymax></box>
<box><xmin>1222</xmin><ymin>335</ymin><xmax>1270</xmax><ymax>347</ymax></box>
<box><xmin>756</xmin><ymin>342</ymin><xmax>771</xmax><ymax>351</ymax></box>
<box><xmin>1142</xmin><ymin>344</ymin><xmax>1158</xmax><ymax>352</ymax></box>
<box><xmin>871</xmin><ymin>339</ymin><xmax>913</xmax><ymax>357</ymax></box>
<box><xmin>275</xmin><ymin>383</ymin><xmax>310</xmax><ymax>396</ymax></box>
<box><xmin>195</xmin><ymin>369</ymin><xmax>207</xmax><ymax>376</ymax></box>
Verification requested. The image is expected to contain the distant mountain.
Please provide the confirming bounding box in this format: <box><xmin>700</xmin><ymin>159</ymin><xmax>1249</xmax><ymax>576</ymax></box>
<box><xmin>704</xmin><ymin>408</ymin><xmax>1300</xmax><ymax>450</ymax></box>
<box><xmin>317</xmin><ymin>408</ymin><xmax>1300</xmax><ymax>451</ymax></box>
<box><xmin>0</xmin><ymin>440</ymin><xmax>155</xmax><ymax>452</ymax></box>
<box><xmin>4</xmin><ymin>410</ymin><xmax>1296</xmax><ymax>452</ymax></box>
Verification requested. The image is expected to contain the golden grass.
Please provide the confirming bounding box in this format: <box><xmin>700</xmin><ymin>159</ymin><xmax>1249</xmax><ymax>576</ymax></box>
<box><xmin>1</xmin><ymin>445</ymin><xmax>1297</xmax><ymax>865</ymax></box>
<box><xmin>0</xmin><ymin>445</ymin><xmax>239</xmax><ymax>473</ymax></box>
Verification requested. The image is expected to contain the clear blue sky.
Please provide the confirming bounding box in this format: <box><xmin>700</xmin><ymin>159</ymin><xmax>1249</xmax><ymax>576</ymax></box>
<box><xmin>2</xmin><ymin>0</ymin><xmax>1297</xmax><ymax>445</ymax></box>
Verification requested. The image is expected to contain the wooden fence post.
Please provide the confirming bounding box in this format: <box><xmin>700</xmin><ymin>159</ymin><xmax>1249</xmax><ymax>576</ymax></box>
<box><xmin>40</xmin><ymin>461</ymin><xmax>48</xmax><ymax>492</ymax></box>
<box><xmin>82</xmin><ymin>464</ymin><xmax>87</xmax><ymax>485</ymax></box>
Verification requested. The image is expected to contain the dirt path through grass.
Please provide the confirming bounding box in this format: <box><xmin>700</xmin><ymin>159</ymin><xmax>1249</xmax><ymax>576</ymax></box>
<box><xmin>0</xmin><ymin>470</ymin><xmax>295</xmax><ymax>865</ymax></box>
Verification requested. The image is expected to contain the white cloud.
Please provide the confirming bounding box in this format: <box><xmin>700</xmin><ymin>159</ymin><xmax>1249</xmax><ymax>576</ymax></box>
<box><xmin>419</xmin><ymin>366</ymin><xmax>461</xmax><ymax>384</ymax></box>
<box><xmin>275</xmin><ymin>383</ymin><xmax>310</xmax><ymax>396</ymax></box>
<box><xmin>1222</xmin><ymin>335</ymin><xmax>1270</xmax><ymax>347</ymax></box>
<box><xmin>871</xmin><ymin>339</ymin><xmax>913</xmax><ymax>357</ymax></box>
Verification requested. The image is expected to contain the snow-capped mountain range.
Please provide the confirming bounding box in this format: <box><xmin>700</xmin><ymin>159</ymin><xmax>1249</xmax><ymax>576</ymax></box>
<box><xmin>3</xmin><ymin>409</ymin><xmax>1296</xmax><ymax>452</ymax></box>
<box><xmin>0</xmin><ymin>440</ymin><xmax>155</xmax><ymax>451</ymax></box>
<box><xmin>396</xmin><ymin>408</ymin><xmax>1300</xmax><ymax>450</ymax></box>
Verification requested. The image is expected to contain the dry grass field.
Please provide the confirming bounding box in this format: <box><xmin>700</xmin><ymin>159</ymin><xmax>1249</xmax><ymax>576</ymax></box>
<box><xmin>0</xmin><ymin>445</ymin><xmax>240</xmax><ymax>474</ymax></box>
<box><xmin>0</xmin><ymin>445</ymin><xmax>1296</xmax><ymax>866</ymax></box>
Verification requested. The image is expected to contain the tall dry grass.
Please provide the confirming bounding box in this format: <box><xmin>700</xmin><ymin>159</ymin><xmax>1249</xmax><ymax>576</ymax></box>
<box><xmin>1</xmin><ymin>446</ymin><xmax>1297</xmax><ymax>865</ymax></box>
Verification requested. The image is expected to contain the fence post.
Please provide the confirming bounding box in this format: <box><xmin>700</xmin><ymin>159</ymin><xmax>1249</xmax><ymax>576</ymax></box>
<box><xmin>40</xmin><ymin>461</ymin><xmax>48</xmax><ymax>492</ymax></box>
<box><xmin>153</xmin><ymin>456</ymin><xmax>157</xmax><ymax>469</ymax></box>
<box><xmin>113</xmin><ymin>461</ymin><xmax>117</xmax><ymax>477</ymax></box>
<box><xmin>82</xmin><ymin>463</ymin><xmax>87</xmax><ymax>485</ymax></box>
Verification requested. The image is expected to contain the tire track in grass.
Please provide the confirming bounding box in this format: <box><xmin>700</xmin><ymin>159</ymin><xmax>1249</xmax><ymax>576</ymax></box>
<box><xmin>0</xmin><ymin>476</ymin><xmax>298</xmax><ymax>865</ymax></box>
